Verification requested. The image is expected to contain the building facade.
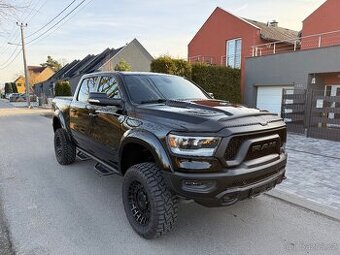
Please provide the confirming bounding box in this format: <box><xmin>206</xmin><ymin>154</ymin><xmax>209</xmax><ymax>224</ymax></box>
<box><xmin>188</xmin><ymin>7</ymin><xmax>298</xmax><ymax>94</ymax></box>
<box><xmin>35</xmin><ymin>39</ymin><xmax>154</xmax><ymax>97</ymax></box>
<box><xmin>13</xmin><ymin>66</ymin><xmax>54</xmax><ymax>94</ymax></box>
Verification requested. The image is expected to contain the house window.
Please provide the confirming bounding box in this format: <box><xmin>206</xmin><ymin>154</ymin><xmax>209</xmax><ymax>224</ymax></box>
<box><xmin>226</xmin><ymin>39</ymin><xmax>242</xmax><ymax>68</ymax></box>
<box><xmin>17</xmin><ymin>83</ymin><xmax>22</xmax><ymax>87</ymax></box>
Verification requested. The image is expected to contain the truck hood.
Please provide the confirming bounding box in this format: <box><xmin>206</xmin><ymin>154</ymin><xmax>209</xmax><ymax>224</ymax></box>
<box><xmin>135</xmin><ymin>99</ymin><xmax>282</xmax><ymax>132</ymax></box>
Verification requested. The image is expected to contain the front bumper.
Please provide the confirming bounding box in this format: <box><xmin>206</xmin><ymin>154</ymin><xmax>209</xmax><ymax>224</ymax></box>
<box><xmin>163</xmin><ymin>154</ymin><xmax>287</xmax><ymax>207</ymax></box>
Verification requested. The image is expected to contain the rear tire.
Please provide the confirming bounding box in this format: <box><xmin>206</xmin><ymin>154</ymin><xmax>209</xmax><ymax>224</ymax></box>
<box><xmin>122</xmin><ymin>163</ymin><xmax>178</xmax><ymax>239</ymax></box>
<box><xmin>54</xmin><ymin>128</ymin><xmax>76</xmax><ymax>165</ymax></box>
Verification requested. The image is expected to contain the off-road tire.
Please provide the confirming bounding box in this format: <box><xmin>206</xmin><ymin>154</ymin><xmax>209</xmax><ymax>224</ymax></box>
<box><xmin>122</xmin><ymin>163</ymin><xmax>178</xmax><ymax>239</ymax></box>
<box><xmin>54</xmin><ymin>128</ymin><xmax>76</xmax><ymax>165</ymax></box>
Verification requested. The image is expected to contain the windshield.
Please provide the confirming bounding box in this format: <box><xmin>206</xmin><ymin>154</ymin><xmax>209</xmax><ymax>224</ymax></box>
<box><xmin>123</xmin><ymin>74</ymin><xmax>209</xmax><ymax>104</ymax></box>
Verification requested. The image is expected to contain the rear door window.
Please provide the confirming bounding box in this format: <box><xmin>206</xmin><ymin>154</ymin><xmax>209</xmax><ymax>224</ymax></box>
<box><xmin>98</xmin><ymin>76</ymin><xmax>121</xmax><ymax>99</ymax></box>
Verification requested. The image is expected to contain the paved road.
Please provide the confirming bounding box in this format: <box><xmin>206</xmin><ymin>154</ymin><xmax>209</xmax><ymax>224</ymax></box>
<box><xmin>279</xmin><ymin>134</ymin><xmax>340</xmax><ymax>211</ymax></box>
<box><xmin>0</xmin><ymin>99</ymin><xmax>13</xmax><ymax>109</ymax></box>
<box><xmin>0</xmin><ymin>112</ymin><xmax>339</xmax><ymax>255</ymax></box>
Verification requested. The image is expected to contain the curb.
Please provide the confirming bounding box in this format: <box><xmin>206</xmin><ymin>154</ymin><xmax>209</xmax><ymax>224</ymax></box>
<box><xmin>265</xmin><ymin>189</ymin><xmax>340</xmax><ymax>222</ymax></box>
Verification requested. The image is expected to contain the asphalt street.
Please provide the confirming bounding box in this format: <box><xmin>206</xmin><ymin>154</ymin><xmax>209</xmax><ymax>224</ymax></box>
<box><xmin>0</xmin><ymin>100</ymin><xmax>13</xmax><ymax>109</ymax></box>
<box><xmin>0</xmin><ymin>108</ymin><xmax>339</xmax><ymax>255</ymax></box>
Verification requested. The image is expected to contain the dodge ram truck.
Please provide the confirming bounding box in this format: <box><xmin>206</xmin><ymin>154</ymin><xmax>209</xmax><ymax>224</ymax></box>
<box><xmin>52</xmin><ymin>72</ymin><xmax>287</xmax><ymax>239</ymax></box>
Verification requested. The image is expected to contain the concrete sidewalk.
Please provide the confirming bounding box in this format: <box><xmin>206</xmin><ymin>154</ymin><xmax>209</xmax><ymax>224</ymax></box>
<box><xmin>278</xmin><ymin>134</ymin><xmax>340</xmax><ymax>211</ymax></box>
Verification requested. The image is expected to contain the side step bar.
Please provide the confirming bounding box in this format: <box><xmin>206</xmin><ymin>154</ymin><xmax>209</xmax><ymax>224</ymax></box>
<box><xmin>95</xmin><ymin>163</ymin><xmax>115</xmax><ymax>176</ymax></box>
<box><xmin>76</xmin><ymin>147</ymin><xmax>120</xmax><ymax>177</ymax></box>
<box><xmin>77</xmin><ymin>151</ymin><xmax>91</xmax><ymax>161</ymax></box>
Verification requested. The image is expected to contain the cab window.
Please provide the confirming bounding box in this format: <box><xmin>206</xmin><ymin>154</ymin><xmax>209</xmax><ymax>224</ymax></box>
<box><xmin>98</xmin><ymin>76</ymin><xmax>121</xmax><ymax>99</ymax></box>
<box><xmin>77</xmin><ymin>77</ymin><xmax>98</xmax><ymax>102</ymax></box>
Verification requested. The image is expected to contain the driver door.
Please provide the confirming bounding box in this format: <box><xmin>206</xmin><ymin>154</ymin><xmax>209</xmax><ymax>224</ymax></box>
<box><xmin>88</xmin><ymin>75</ymin><xmax>125</xmax><ymax>166</ymax></box>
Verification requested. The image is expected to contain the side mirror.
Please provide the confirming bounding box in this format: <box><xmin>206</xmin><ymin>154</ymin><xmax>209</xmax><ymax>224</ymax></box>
<box><xmin>88</xmin><ymin>92</ymin><xmax>122</xmax><ymax>107</ymax></box>
<box><xmin>208</xmin><ymin>92</ymin><xmax>215</xmax><ymax>99</ymax></box>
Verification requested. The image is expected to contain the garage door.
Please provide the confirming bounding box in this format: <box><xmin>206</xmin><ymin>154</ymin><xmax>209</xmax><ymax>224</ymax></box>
<box><xmin>256</xmin><ymin>86</ymin><xmax>293</xmax><ymax>115</ymax></box>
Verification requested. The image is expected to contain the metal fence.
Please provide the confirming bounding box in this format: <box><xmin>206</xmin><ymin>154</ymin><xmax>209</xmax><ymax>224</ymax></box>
<box><xmin>308</xmin><ymin>93</ymin><xmax>340</xmax><ymax>141</ymax></box>
<box><xmin>281</xmin><ymin>88</ymin><xmax>340</xmax><ymax>142</ymax></box>
<box><xmin>251</xmin><ymin>29</ymin><xmax>340</xmax><ymax>57</ymax></box>
<box><xmin>281</xmin><ymin>89</ymin><xmax>307</xmax><ymax>135</ymax></box>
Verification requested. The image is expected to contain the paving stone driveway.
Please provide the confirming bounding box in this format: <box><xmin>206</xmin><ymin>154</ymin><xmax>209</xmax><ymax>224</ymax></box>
<box><xmin>278</xmin><ymin>134</ymin><xmax>340</xmax><ymax>211</ymax></box>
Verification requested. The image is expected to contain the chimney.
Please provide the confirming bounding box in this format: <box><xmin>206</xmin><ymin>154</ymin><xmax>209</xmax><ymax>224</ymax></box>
<box><xmin>268</xmin><ymin>20</ymin><xmax>278</xmax><ymax>27</ymax></box>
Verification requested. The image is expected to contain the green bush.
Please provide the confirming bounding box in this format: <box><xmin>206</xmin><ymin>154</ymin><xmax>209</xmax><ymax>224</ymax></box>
<box><xmin>5</xmin><ymin>83</ymin><xmax>13</xmax><ymax>94</ymax></box>
<box><xmin>191</xmin><ymin>63</ymin><xmax>241</xmax><ymax>103</ymax></box>
<box><xmin>55</xmin><ymin>80</ymin><xmax>72</xmax><ymax>96</ymax></box>
<box><xmin>151</xmin><ymin>56</ymin><xmax>191</xmax><ymax>79</ymax></box>
<box><xmin>114</xmin><ymin>59</ymin><xmax>132</xmax><ymax>71</ymax></box>
<box><xmin>11</xmin><ymin>83</ymin><xmax>18</xmax><ymax>93</ymax></box>
<box><xmin>150</xmin><ymin>57</ymin><xmax>241</xmax><ymax>103</ymax></box>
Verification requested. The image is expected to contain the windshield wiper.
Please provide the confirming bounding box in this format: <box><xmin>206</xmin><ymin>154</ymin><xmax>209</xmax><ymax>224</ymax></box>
<box><xmin>140</xmin><ymin>99</ymin><xmax>167</xmax><ymax>105</ymax></box>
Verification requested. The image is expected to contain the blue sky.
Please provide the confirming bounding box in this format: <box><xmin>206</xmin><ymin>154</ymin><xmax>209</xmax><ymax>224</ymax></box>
<box><xmin>0</xmin><ymin>0</ymin><xmax>325</xmax><ymax>84</ymax></box>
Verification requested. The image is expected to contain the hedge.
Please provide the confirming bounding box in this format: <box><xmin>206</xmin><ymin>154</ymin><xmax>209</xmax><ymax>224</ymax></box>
<box><xmin>150</xmin><ymin>57</ymin><xmax>241</xmax><ymax>103</ymax></box>
<box><xmin>55</xmin><ymin>80</ymin><xmax>72</xmax><ymax>96</ymax></box>
<box><xmin>151</xmin><ymin>56</ymin><xmax>191</xmax><ymax>79</ymax></box>
<box><xmin>191</xmin><ymin>63</ymin><xmax>241</xmax><ymax>103</ymax></box>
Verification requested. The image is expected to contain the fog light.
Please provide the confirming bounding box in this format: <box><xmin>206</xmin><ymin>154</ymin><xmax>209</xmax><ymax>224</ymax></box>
<box><xmin>222</xmin><ymin>194</ymin><xmax>238</xmax><ymax>204</ymax></box>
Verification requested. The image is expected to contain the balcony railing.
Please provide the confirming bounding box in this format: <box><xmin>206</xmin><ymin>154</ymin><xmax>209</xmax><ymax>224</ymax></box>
<box><xmin>188</xmin><ymin>55</ymin><xmax>214</xmax><ymax>65</ymax></box>
<box><xmin>251</xmin><ymin>28</ymin><xmax>340</xmax><ymax>57</ymax></box>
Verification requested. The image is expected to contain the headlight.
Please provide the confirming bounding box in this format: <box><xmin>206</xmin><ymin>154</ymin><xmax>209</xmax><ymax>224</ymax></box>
<box><xmin>167</xmin><ymin>134</ymin><xmax>220</xmax><ymax>156</ymax></box>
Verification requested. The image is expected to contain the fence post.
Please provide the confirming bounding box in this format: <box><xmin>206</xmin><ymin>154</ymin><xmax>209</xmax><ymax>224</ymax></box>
<box><xmin>294</xmin><ymin>40</ymin><xmax>297</xmax><ymax>51</ymax></box>
<box><xmin>318</xmin><ymin>36</ymin><xmax>322</xmax><ymax>47</ymax></box>
<box><xmin>273</xmin><ymin>43</ymin><xmax>276</xmax><ymax>54</ymax></box>
<box><xmin>306</xmin><ymin>89</ymin><xmax>314</xmax><ymax>137</ymax></box>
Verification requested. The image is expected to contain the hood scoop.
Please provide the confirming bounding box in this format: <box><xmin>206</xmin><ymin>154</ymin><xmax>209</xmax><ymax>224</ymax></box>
<box><xmin>165</xmin><ymin>100</ymin><xmax>232</xmax><ymax>116</ymax></box>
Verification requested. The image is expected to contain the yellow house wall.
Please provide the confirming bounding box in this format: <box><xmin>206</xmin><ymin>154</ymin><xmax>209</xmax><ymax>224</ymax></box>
<box><xmin>15</xmin><ymin>76</ymin><xmax>26</xmax><ymax>94</ymax></box>
<box><xmin>15</xmin><ymin>67</ymin><xmax>55</xmax><ymax>94</ymax></box>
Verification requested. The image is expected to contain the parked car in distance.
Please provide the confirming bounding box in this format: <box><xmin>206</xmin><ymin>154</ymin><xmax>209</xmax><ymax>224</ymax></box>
<box><xmin>9</xmin><ymin>93</ymin><xmax>20</xmax><ymax>102</ymax></box>
<box><xmin>52</xmin><ymin>72</ymin><xmax>287</xmax><ymax>239</ymax></box>
<box><xmin>9</xmin><ymin>93</ymin><xmax>27</xmax><ymax>102</ymax></box>
<box><xmin>5</xmin><ymin>93</ymin><xmax>13</xmax><ymax>100</ymax></box>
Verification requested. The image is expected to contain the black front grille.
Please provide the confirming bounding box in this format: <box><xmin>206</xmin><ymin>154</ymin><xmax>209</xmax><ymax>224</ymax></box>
<box><xmin>225</xmin><ymin>128</ymin><xmax>286</xmax><ymax>161</ymax></box>
<box><xmin>245</xmin><ymin>137</ymin><xmax>281</xmax><ymax>161</ymax></box>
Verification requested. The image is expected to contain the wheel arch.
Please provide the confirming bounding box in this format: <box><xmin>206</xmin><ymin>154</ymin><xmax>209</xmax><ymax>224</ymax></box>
<box><xmin>119</xmin><ymin>130</ymin><xmax>173</xmax><ymax>175</ymax></box>
<box><xmin>52</xmin><ymin>110</ymin><xmax>67</xmax><ymax>132</ymax></box>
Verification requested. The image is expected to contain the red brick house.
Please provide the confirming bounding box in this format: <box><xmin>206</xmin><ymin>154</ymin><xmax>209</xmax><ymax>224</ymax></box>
<box><xmin>244</xmin><ymin>0</ymin><xmax>340</xmax><ymax>141</ymax></box>
<box><xmin>301</xmin><ymin>0</ymin><xmax>340</xmax><ymax>49</ymax></box>
<box><xmin>188</xmin><ymin>7</ymin><xmax>298</xmax><ymax>94</ymax></box>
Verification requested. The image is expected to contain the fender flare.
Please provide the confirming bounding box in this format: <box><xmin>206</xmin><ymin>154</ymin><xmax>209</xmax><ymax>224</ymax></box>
<box><xmin>119</xmin><ymin>129</ymin><xmax>173</xmax><ymax>173</ymax></box>
<box><xmin>53</xmin><ymin>109</ymin><xmax>67</xmax><ymax>130</ymax></box>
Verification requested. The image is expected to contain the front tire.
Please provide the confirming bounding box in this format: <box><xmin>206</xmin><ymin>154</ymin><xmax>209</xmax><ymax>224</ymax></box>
<box><xmin>122</xmin><ymin>163</ymin><xmax>178</xmax><ymax>239</ymax></box>
<box><xmin>54</xmin><ymin>128</ymin><xmax>76</xmax><ymax>165</ymax></box>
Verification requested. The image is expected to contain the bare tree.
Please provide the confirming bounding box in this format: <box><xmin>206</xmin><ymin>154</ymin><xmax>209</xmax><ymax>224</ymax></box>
<box><xmin>0</xmin><ymin>0</ymin><xmax>18</xmax><ymax>21</ymax></box>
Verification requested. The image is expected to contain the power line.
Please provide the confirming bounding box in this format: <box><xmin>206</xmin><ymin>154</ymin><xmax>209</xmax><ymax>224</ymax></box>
<box><xmin>26</xmin><ymin>0</ymin><xmax>49</xmax><ymax>24</ymax></box>
<box><xmin>0</xmin><ymin>0</ymin><xmax>74</xmax><ymax>66</ymax></box>
<box><xmin>0</xmin><ymin>49</ymin><xmax>22</xmax><ymax>70</ymax></box>
<box><xmin>0</xmin><ymin>0</ymin><xmax>93</xmax><ymax>71</ymax></box>
<box><xmin>26</xmin><ymin>0</ymin><xmax>77</xmax><ymax>38</ymax></box>
<box><xmin>0</xmin><ymin>0</ymin><xmax>48</xmax><ymax>57</ymax></box>
<box><xmin>27</xmin><ymin>0</ymin><xmax>93</xmax><ymax>46</ymax></box>
<box><xmin>27</xmin><ymin>0</ymin><xmax>87</xmax><ymax>45</ymax></box>
<box><xmin>0</xmin><ymin>0</ymin><xmax>33</xmax><ymax>56</ymax></box>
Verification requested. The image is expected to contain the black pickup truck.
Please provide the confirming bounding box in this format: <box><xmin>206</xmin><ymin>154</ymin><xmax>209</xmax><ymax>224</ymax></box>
<box><xmin>52</xmin><ymin>72</ymin><xmax>287</xmax><ymax>239</ymax></box>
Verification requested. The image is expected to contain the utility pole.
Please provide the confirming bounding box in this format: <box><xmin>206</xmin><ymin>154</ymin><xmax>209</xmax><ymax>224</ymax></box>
<box><xmin>16</xmin><ymin>22</ymin><xmax>30</xmax><ymax>108</ymax></box>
